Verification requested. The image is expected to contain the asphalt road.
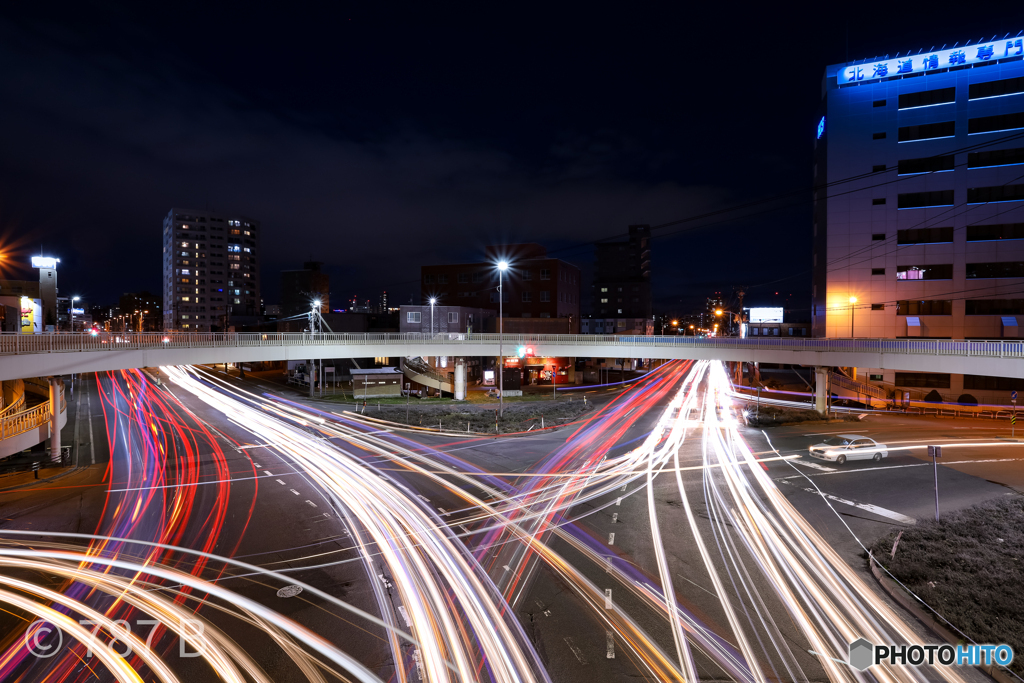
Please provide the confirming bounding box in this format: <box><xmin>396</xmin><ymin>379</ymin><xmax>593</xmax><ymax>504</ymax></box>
<box><xmin>2</xmin><ymin>364</ymin><xmax>1019</xmax><ymax>682</ymax></box>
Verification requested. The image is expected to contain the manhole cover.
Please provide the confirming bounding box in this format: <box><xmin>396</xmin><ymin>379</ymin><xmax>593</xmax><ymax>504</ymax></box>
<box><xmin>276</xmin><ymin>585</ymin><xmax>303</xmax><ymax>598</ymax></box>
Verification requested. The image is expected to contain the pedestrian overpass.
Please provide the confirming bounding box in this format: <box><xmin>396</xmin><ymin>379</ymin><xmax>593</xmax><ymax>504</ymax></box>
<box><xmin>3</xmin><ymin>330</ymin><xmax>1022</xmax><ymax>388</ymax></box>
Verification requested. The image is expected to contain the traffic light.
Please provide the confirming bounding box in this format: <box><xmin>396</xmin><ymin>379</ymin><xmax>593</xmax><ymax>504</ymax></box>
<box><xmin>517</xmin><ymin>346</ymin><xmax>526</xmax><ymax>358</ymax></box>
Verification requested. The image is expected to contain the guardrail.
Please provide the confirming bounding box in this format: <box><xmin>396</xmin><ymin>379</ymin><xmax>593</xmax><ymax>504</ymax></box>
<box><xmin>828</xmin><ymin>372</ymin><xmax>889</xmax><ymax>400</ymax></box>
<box><xmin>1</xmin><ymin>331</ymin><xmax>1023</xmax><ymax>359</ymax></box>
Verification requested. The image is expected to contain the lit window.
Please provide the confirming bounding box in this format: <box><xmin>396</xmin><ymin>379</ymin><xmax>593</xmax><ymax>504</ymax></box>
<box><xmin>233</xmin><ymin>298</ymin><xmax>241</xmax><ymax>304</ymax></box>
<box><xmin>243</xmin><ymin>247</ymin><xmax>251</xmax><ymax>253</ymax></box>
<box><xmin>181</xmin><ymin>296</ymin><xmax>190</xmax><ymax>302</ymax></box>
<box><xmin>448</xmin><ymin>311</ymin><xmax>458</xmax><ymax>323</ymax></box>
<box><xmin>407</xmin><ymin>311</ymin><xmax>421</xmax><ymax>323</ymax></box>
<box><xmin>180</xmin><ymin>241</ymin><xmax>190</xmax><ymax>248</ymax></box>
<box><xmin>228</xmin><ymin>245</ymin><xmax>241</xmax><ymax>252</ymax></box>
<box><xmin>230</xmin><ymin>264</ymin><xmax>240</xmax><ymax>270</ymax></box>
<box><xmin>180</xmin><ymin>251</ymin><xmax>189</xmax><ymax>257</ymax></box>
<box><xmin>181</xmin><ymin>269</ymin><xmax>190</xmax><ymax>275</ymax></box>
<box><xmin>600</xmin><ymin>287</ymin><xmax>608</xmax><ymax>292</ymax></box>
<box><xmin>600</xmin><ymin>298</ymin><xmax>608</xmax><ymax>303</ymax></box>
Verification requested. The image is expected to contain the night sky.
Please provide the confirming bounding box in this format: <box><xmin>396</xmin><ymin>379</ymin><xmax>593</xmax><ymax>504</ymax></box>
<box><xmin>0</xmin><ymin>3</ymin><xmax>1020</xmax><ymax>315</ymax></box>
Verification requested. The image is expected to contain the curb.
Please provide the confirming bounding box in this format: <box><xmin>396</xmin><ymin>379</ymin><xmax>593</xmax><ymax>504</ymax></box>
<box><xmin>339</xmin><ymin>410</ymin><xmax>586</xmax><ymax>438</ymax></box>
<box><xmin>869</xmin><ymin>556</ymin><xmax>1015</xmax><ymax>683</ymax></box>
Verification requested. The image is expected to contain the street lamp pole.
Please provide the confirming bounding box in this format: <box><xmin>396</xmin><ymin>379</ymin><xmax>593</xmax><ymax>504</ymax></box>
<box><xmin>70</xmin><ymin>296</ymin><xmax>79</xmax><ymax>333</ymax></box>
<box><xmin>429</xmin><ymin>297</ymin><xmax>436</xmax><ymax>337</ymax></box>
<box><xmin>497</xmin><ymin>260</ymin><xmax>508</xmax><ymax>418</ymax></box>
<box><xmin>849</xmin><ymin>296</ymin><xmax>857</xmax><ymax>338</ymax></box>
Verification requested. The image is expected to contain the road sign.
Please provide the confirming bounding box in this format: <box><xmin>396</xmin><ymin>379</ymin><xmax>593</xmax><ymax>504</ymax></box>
<box><xmin>1013</xmin><ymin>391</ymin><xmax>1018</xmax><ymax>402</ymax></box>
<box><xmin>928</xmin><ymin>445</ymin><xmax>942</xmax><ymax>459</ymax></box>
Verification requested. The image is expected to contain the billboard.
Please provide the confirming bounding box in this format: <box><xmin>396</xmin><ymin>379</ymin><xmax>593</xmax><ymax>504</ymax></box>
<box><xmin>749</xmin><ymin>307</ymin><xmax>783</xmax><ymax>323</ymax></box>
<box><xmin>30</xmin><ymin>256</ymin><xmax>59</xmax><ymax>269</ymax></box>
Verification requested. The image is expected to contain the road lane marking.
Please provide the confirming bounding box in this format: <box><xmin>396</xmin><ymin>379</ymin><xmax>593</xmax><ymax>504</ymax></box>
<box><xmin>606</xmin><ymin>631</ymin><xmax>615</xmax><ymax>659</ymax></box>
<box><xmin>305</xmin><ymin>500</ymin><xmax>317</xmax><ymax>507</ymax></box>
<box><xmin>87</xmin><ymin>385</ymin><xmax>95</xmax><ymax>465</ymax></box>
<box><xmin>611</xmin><ymin>512</ymin><xmax>618</xmax><ymax>524</ymax></box>
<box><xmin>564</xmin><ymin>637</ymin><xmax>587</xmax><ymax>664</ymax></box>
<box><xmin>262</xmin><ymin>471</ymin><xmax>273</xmax><ymax>476</ymax></box>
<box><xmin>778</xmin><ymin>480</ymin><xmax>916</xmax><ymax>524</ymax></box>
<box><xmin>794</xmin><ymin>461</ymin><xmax>836</xmax><ymax>472</ymax></box>
<box><xmin>777</xmin><ymin>457</ymin><xmax>1024</xmax><ymax>479</ymax></box>
<box><xmin>289</xmin><ymin>489</ymin><xmax>300</xmax><ymax>495</ymax></box>
<box><xmin>604</xmin><ymin>588</ymin><xmax>613</xmax><ymax>609</ymax></box>
<box><xmin>608</xmin><ymin>532</ymin><xmax>615</xmax><ymax>545</ymax></box>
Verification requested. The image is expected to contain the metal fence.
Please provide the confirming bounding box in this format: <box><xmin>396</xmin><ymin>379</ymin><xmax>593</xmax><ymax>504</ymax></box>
<box><xmin>0</xmin><ymin>331</ymin><xmax>1022</xmax><ymax>359</ymax></box>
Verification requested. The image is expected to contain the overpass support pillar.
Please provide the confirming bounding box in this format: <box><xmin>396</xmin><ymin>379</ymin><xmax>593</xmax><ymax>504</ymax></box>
<box><xmin>814</xmin><ymin>366</ymin><xmax>828</xmax><ymax>415</ymax></box>
<box><xmin>732</xmin><ymin>362</ymin><xmax>742</xmax><ymax>385</ymax></box>
<box><xmin>454</xmin><ymin>358</ymin><xmax>466</xmax><ymax>400</ymax></box>
<box><xmin>48</xmin><ymin>377</ymin><xmax>61</xmax><ymax>463</ymax></box>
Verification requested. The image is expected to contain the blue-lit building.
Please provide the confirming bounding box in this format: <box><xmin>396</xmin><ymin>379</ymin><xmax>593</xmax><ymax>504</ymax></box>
<box><xmin>813</xmin><ymin>33</ymin><xmax>1024</xmax><ymax>402</ymax></box>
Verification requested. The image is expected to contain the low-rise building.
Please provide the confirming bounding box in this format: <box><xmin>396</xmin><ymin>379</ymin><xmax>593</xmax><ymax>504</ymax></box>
<box><xmin>399</xmin><ymin>305</ymin><xmax>495</xmax><ymax>334</ymax></box>
<box><xmin>351</xmin><ymin>367</ymin><xmax>403</xmax><ymax>397</ymax></box>
<box><xmin>581</xmin><ymin>317</ymin><xmax>653</xmax><ymax>335</ymax></box>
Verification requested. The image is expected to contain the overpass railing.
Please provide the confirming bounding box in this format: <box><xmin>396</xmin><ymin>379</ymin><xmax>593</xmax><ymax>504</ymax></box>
<box><xmin>0</xmin><ymin>332</ymin><xmax>1022</xmax><ymax>359</ymax></box>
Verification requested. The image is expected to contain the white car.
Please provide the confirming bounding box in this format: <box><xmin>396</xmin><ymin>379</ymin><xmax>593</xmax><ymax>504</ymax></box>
<box><xmin>808</xmin><ymin>434</ymin><xmax>888</xmax><ymax>465</ymax></box>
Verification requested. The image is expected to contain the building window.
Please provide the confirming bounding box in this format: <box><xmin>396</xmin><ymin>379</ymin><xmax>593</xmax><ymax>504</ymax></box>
<box><xmin>966</xmin><ymin>261</ymin><xmax>1024</xmax><ymax>279</ymax></box>
<box><xmin>873</xmin><ymin>99</ymin><xmax>887</xmax><ymax>108</ymax></box>
<box><xmin>872</xmin><ymin>198</ymin><xmax>886</xmax><ymax>205</ymax></box>
<box><xmin>896</xmin><ymin>264</ymin><xmax>953</xmax><ymax>280</ymax></box>
<box><xmin>180</xmin><ymin>241</ymin><xmax>190</xmax><ymax>248</ymax></box>
<box><xmin>895</xmin><ymin>372</ymin><xmax>950</xmax><ymax>388</ymax></box>
<box><xmin>896</xmin><ymin>299</ymin><xmax>953</xmax><ymax>315</ymax></box>
<box><xmin>969</xmin><ymin>76</ymin><xmax>1024</xmax><ymax>101</ymax></box>
<box><xmin>600</xmin><ymin>298</ymin><xmax>608</xmax><ymax>303</ymax></box>
<box><xmin>964</xmin><ymin>374</ymin><xmax>1024</xmax><ymax>391</ymax></box>
<box><xmin>600</xmin><ymin>287</ymin><xmax>608</xmax><ymax>292</ymax></box>
<box><xmin>899</xmin><ymin>121</ymin><xmax>955</xmax><ymax>142</ymax></box>
<box><xmin>968</xmin><ymin>147</ymin><xmax>1024</xmax><ymax>169</ymax></box>
<box><xmin>521</xmin><ymin>313</ymin><xmax>531</xmax><ymax>318</ymax></box>
<box><xmin>897</xmin><ymin>190</ymin><xmax>954</xmax><ymax>209</ymax></box>
<box><xmin>424</xmin><ymin>275</ymin><xmax>435</xmax><ymax>284</ymax></box>
<box><xmin>448</xmin><ymin>312</ymin><xmax>458</xmax><ymax>323</ymax></box>
<box><xmin>871</xmin><ymin>303</ymin><xmax>885</xmax><ymax>310</ymax></box>
<box><xmin>898</xmin><ymin>87</ymin><xmax>955</xmax><ymax>110</ymax></box>
<box><xmin>966</xmin><ymin>223</ymin><xmax>1024</xmax><ymax>243</ymax></box>
<box><xmin>539</xmin><ymin>291</ymin><xmax>550</xmax><ymax>302</ymax></box>
<box><xmin>520</xmin><ymin>270</ymin><xmax>532</xmax><ymax>281</ymax></box>
<box><xmin>967</xmin><ymin>184</ymin><xmax>1024</xmax><ymax>204</ymax></box>
<box><xmin>472</xmin><ymin>272</ymin><xmax>484</xmax><ymax>283</ymax></box>
<box><xmin>898</xmin><ymin>155</ymin><xmax>955</xmax><ymax>175</ymax></box>
<box><xmin>897</xmin><ymin>227</ymin><xmax>954</xmax><ymax>244</ymax></box>
<box><xmin>750</xmin><ymin>327</ymin><xmax>758</xmax><ymax>335</ymax></box>
<box><xmin>969</xmin><ymin>112</ymin><xmax>1024</xmax><ymax>135</ymax></box>
<box><xmin>869</xmin><ymin>374</ymin><xmax>884</xmax><ymax>381</ymax></box>
<box><xmin>457</xmin><ymin>273</ymin><xmax>469</xmax><ymax>283</ymax></box>
<box><xmin>872</xmin><ymin>233</ymin><xmax>886</xmax><ymax>241</ymax></box>
<box><xmin>540</xmin><ymin>269</ymin><xmax>551</xmax><ymax>280</ymax></box>
<box><xmin>407</xmin><ymin>312</ymin><xmax>421</xmax><ymax>323</ymax></box>
<box><xmin>873</xmin><ymin>132</ymin><xmax>887</xmax><ymax>140</ymax></box>
<box><xmin>522</xmin><ymin>292</ymin><xmax>532</xmax><ymax>302</ymax></box>
<box><xmin>872</xmin><ymin>164</ymin><xmax>886</xmax><ymax>173</ymax></box>
<box><xmin>965</xmin><ymin>299</ymin><xmax>1024</xmax><ymax>315</ymax></box>
<box><xmin>540</xmin><ymin>312</ymin><xmax>550</xmax><ymax>318</ymax></box>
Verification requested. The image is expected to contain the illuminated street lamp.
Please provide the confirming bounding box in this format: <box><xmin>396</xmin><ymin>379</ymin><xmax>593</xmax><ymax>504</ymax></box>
<box><xmin>849</xmin><ymin>296</ymin><xmax>857</xmax><ymax>337</ymax></box>
<box><xmin>429</xmin><ymin>297</ymin><xmax>437</xmax><ymax>337</ymax></box>
<box><xmin>496</xmin><ymin>260</ymin><xmax>509</xmax><ymax>418</ymax></box>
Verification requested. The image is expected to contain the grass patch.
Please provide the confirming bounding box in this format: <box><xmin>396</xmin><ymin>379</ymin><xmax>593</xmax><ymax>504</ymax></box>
<box><xmin>744</xmin><ymin>404</ymin><xmax>860</xmax><ymax>427</ymax></box>
<box><xmin>869</xmin><ymin>496</ymin><xmax>1024</xmax><ymax>675</ymax></box>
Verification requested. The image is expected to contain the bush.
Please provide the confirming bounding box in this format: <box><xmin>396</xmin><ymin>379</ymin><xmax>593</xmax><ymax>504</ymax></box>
<box><xmin>957</xmin><ymin>394</ymin><xmax>978</xmax><ymax>405</ymax></box>
<box><xmin>924</xmin><ymin>390</ymin><xmax>943</xmax><ymax>403</ymax></box>
<box><xmin>870</xmin><ymin>497</ymin><xmax>1024</xmax><ymax>676</ymax></box>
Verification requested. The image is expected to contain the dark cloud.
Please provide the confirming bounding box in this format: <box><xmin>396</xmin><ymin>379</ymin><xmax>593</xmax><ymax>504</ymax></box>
<box><xmin>1</xmin><ymin>3</ymin><xmax>1018</xmax><ymax>312</ymax></box>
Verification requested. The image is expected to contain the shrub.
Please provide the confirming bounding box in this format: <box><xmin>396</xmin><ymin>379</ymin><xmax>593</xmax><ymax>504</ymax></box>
<box><xmin>924</xmin><ymin>390</ymin><xmax>943</xmax><ymax>403</ymax></box>
<box><xmin>957</xmin><ymin>394</ymin><xmax>978</xmax><ymax>405</ymax></box>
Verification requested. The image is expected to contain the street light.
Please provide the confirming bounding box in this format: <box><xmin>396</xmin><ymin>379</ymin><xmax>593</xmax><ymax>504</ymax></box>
<box><xmin>70</xmin><ymin>296</ymin><xmax>79</xmax><ymax>333</ymax></box>
<box><xmin>496</xmin><ymin>260</ymin><xmax>508</xmax><ymax>419</ymax></box>
<box><xmin>849</xmin><ymin>296</ymin><xmax>857</xmax><ymax>337</ymax></box>
<box><xmin>429</xmin><ymin>297</ymin><xmax>437</xmax><ymax>337</ymax></box>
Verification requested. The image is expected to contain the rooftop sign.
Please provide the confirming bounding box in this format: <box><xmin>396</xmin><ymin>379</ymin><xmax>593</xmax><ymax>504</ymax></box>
<box><xmin>838</xmin><ymin>38</ymin><xmax>1023</xmax><ymax>85</ymax></box>
<box><xmin>30</xmin><ymin>256</ymin><xmax>59</xmax><ymax>269</ymax></box>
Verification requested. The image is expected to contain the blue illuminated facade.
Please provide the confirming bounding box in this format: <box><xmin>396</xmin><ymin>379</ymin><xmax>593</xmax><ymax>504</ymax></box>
<box><xmin>813</xmin><ymin>32</ymin><xmax>1024</xmax><ymax>401</ymax></box>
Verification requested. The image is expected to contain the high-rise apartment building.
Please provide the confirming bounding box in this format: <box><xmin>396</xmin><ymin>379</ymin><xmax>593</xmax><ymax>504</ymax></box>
<box><xmin>592</xmin><ymin>225</ymin><xmax>652</xmax><ymax>319</ymax></box>
<box><xmin>280</xmin><ymin>261</ymin><xmax>329</xmax><ymax>318</ymax></box>
<box><xmin>163</xmin><ymin>208</ymin><xmax>261</xmax><ymax>332</ymax></box>
<box><xmin>420</xmin><ymin>244</ymin><xmax>581</xmax><ymax>331</ymax></box>
<box><xmin>814</xmin><ymin>34</ymin><xmax>1024</xmax><ymax>402</ymax></box>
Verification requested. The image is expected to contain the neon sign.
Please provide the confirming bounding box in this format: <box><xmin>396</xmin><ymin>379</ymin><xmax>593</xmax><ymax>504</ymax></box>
<box><xmin>838</xmin><ymin>38</ymin><xmax>1023</xmax><ymax>85</ymax></box>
